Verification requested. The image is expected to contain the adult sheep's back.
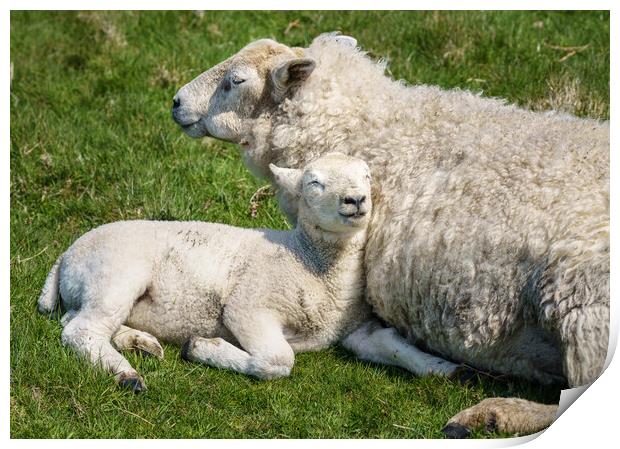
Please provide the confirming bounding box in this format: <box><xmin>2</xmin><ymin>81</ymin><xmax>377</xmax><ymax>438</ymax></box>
<box><xmin>362</xmin><ymin>87</ymin><xmax>609</xmax><ymax>385</ymax></box>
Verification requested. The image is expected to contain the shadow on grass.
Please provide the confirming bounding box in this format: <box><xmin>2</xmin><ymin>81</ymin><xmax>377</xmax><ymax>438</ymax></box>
<box><xmin>329</xmin><ymin>345</ymin><xmax>563</xmax><ymax>406</ymax></box>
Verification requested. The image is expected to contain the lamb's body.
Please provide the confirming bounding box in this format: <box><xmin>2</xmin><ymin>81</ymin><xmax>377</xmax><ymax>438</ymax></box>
<box><xmin>59</xmin><ymin>220</ymin><xmax>367</xmax><ymax>349</ymax></box>
<box><xmin>41</xmin><ymin>154</ymin><xmax>458</xmax><ymax>388</ymax></box>
<box><xmin>172</xmin><ymin>34</ymin><xmax>610</xmax><ymax>435</ymax></box>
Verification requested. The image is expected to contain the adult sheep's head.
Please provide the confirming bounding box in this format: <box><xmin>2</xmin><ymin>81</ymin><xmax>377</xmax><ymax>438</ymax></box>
<box><xmin>172</xmin><ymin>34</ymin><xmax>357</xmax><ymax>142</ymax></box>
<box><xmin>269</xmin><ymin>152</ymin><xmax>372</xmax><ymax>235</ymax></box>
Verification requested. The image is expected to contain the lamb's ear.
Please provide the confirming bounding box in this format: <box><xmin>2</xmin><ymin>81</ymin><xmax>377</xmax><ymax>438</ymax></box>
<box><xmin>269</xmin><ymin>164</ymin><xmax>302</xmax><ymax>196</ymax></box>
<box><xmin>271</xmin><ymin>58</ymin><xmax>315</xmax><ymax>102</ymax></box>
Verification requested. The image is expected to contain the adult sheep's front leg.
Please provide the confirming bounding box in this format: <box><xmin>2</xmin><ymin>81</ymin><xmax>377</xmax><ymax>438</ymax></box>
<box><xmin>444</xmin><ymin>263</ymin><xmax>609</xmax><ymax>438</ymax></box>
<box><xmin>442</xmin><ymin>398</ymin><xmax>558</xmax><ymax>438</ymax></box>
<box><xmin>182</xmin><ymin>312</ymin><xmax>295</xmax><ymax>380</ymax></box>
<box><xmin>341</xmin><ymin>320</ymin><xmax>465</xmax><ymax>379</ymax></box>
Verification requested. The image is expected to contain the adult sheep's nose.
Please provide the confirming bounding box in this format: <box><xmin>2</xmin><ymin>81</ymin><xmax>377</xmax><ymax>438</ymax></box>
<box><xmin>172</xmin><ymin>95</ymin><xmax>181</xmax><ymax>110</ymax></box>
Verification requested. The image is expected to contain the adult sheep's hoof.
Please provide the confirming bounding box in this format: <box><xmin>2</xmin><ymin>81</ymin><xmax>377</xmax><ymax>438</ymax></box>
<box><xmin>449</xmin><ymin>365</ymin><xmax>478</xmax><ymax>386</ymax></box>
<box><xmin>118</xmin><ymin>373</ymin><xmax>147</xmax><ymax>393</ymax></box>
<box><xmin>442</xmin><ymin>422</ymin><xmax>471</xmax><ymax>439</ymax></box>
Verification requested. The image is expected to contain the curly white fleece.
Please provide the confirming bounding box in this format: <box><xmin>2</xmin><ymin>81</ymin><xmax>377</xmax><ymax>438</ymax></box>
<box><xmin>235</xmin><ymin>34</ymin><xmax>609</xmax><ymax>387</ymax></box>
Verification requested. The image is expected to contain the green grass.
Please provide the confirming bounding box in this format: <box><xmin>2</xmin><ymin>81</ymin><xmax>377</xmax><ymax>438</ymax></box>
<box><xmin>10</xmin><ymin>11</ymin><xmax>609</xmax><ymax>438</ymax></box>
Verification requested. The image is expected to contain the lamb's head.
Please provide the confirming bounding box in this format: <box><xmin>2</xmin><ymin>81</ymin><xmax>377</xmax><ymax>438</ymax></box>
<box><xmin>172</xmin><ymin>34</ymin><xmax>357</xmax><ymax>142</ymax></box>
<box><xmin>269</xmin><ymin>152</ymin><xmax>371</xmax><ymax>235</ymax></box>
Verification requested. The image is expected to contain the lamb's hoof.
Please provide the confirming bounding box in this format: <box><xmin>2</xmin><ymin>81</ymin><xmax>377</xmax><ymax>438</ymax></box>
<box><xmin>181</xmin><ymin>337</ymin><xmax>197</xmax><ymax>361</ymax></box>
<box><xmin>134</xmin><ymin>335</ymin><xmax>165</xmax><ymax>360</ymax></box>
<box><xmin>449</xmin><ymin>365</ymin><xmax>478</xmax><ymax>386</ymax></box>
<box><xmin>442</xmin><ymin>422</ymin><xmax>471</xmax><ymax>439</ymax></box>
<box><xmin>118</xmin><ymin>373</ymin><xmax>147</xmax><ymax>393</ymax></box>
<box><xmin>113</xmin><ymin>328</ymin><xmax>165</xmax><ymax>359</ymax></box>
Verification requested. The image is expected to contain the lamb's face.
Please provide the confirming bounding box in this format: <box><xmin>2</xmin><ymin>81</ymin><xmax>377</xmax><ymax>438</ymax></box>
<box><xmin>172</xmin><ymin>39</ymin><xmax>314</xmax><ymax>142</ymax></box>
<box><xmin>270</xmin><ymin>153</ymin><xmax>372</xmax><ymax>234</ymax></box>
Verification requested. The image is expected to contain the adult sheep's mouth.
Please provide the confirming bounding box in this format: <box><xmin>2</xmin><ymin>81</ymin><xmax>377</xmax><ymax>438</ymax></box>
<box><xmin>179</xmin><ymin>121</ymin><xmax>211</xmax><ymax>138</ymax></box>
<box><xmin>181</xmin><ymin>123</ymin><xmax>197</xmax><ymax>132</ymax></box>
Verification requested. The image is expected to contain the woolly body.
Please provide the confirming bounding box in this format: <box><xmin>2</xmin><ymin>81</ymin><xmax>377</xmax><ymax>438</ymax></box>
<box><xmin>58</xmin><ymin>219</ymin><xmax>368</xmax><ymax>348</ymax></box>
<box><xmin>173</xmin><ymin>34</ymin><xmax>610</xmax><ymax>388</ymax></box>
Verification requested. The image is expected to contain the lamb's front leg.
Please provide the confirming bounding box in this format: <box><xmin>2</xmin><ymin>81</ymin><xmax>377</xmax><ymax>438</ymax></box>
<box><xmin>341</xmin><ymin>319</ymin><xmax>463</xmax><ymax>378</ymax></box>
<box><xmin>181</xmin><ymin>312</ymin><xmax>294</xmax><ymax>380</ymax></box>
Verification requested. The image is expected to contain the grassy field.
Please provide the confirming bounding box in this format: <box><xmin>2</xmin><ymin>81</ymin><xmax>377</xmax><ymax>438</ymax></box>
<box><xmin>10</xmin><ymin>11</ymin><xmax>609</xmax><ymax>438</ymax></box>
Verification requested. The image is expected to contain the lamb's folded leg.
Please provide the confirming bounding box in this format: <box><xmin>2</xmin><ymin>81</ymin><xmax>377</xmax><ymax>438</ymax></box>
<box><xmin>341</xmin><ymin>319</ymin><xmax>461</xmax><ymax>377</ymax></box>
<box><xmin>112</xmin><ymin>325</ymin><xmax>164</xmax><ymax>359</ymax></box>
<box><xmin>182</xmin><ymin>311</ymin><xmax>295</xmax><ymax>380</ymax></box>
<box><xmin>182</xmin><ymin>337</ymin><xmax>252</xmax><ymax>374</ymax></box>
<box><xmin>181</xmin><ymin>336</ymin><xmax>294</xmax><ymax>380</ymax></box>
<box><xmin>442</xmin><ymin>398</ymin><xmax>558</xmax><ymax>438</ymax></box>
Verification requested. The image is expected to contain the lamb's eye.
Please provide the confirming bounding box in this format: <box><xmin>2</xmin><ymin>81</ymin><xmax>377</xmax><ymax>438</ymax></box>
<box><xmin>232</xmin><ymin>76</ymin><xmax>246</xmax><ymax>85</ymax></box>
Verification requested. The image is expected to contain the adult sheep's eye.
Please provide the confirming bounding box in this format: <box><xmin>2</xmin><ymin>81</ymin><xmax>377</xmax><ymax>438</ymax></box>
<box><xmin>232</xmin><ymin>76</ymin><xmax>246</xmax><ymax>85</ymax></box>
<box><xmin>308</xmin><ymin>180</ymin><xmax>324</xmax><ymax>190</ymax></box>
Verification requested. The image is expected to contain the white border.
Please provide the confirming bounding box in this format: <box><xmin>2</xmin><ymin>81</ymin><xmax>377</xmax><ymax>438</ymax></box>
<box><xmin>4</xmin><ymin>2</ymin><xmax>617</xmax><ymax>447</ymax></box>
<box><xmin>2</xmin><ymin>1</ymin><xmax>617</xmax><ymax>10</ymax></box>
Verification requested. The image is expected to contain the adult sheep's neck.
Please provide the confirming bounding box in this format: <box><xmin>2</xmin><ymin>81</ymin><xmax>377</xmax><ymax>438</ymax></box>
<box><xmin>244</xmin><ymin>40</ymin><xmax>423</xmax><ymax>178</ymax></box>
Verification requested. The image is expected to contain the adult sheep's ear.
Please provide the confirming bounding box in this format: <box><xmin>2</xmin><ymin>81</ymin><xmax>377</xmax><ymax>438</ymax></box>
<box><xmin>313</xmin><ymin>32</ymin><xmax>358</xmax><ymax>48</ymax></box>
<box><xmin>271</xmin><ymin>58</ymin><xmax>315</xmax><ymax>102</ymax></box>
<box><xmin>334</xmin><ymin>35</ymin><xmax>357</xmax><ymax>48</ymax></box>
<box><xmin>269</xmin><ymin>164</ymin><xmax>302</xmax><ymax>196</ymax></box>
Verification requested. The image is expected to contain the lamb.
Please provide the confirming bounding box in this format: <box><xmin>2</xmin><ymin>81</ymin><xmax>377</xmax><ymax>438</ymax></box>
<box><xmin>171</xmin><ymin>33</ymin><xmax>610</xmax><ymax>436</ymax></box>
<box><xmin>38</xmin><ymin>152</ymin><xmax>460</xmax><ymax>391</ymax></box>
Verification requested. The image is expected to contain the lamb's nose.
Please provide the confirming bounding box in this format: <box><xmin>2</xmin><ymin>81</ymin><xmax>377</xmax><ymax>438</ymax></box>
<box><xmin>172</xmin><ymin>95</ymin><xmax>181</xmax><ymax>110</ymax></box>
<box><xmin>343</xmin><ymin>195</ymin><xmax>366</xmax><ymax>208</ymax></box>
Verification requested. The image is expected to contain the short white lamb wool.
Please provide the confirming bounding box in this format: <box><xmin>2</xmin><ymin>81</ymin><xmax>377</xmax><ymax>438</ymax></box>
<box><xmin>38</xmin><ymin>152</ymin><xmax>459</xmax><ymax>391</ymax></box>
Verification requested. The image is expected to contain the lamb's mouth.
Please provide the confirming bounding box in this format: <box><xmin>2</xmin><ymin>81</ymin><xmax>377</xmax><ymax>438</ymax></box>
<box><xmin>339</xmin><ymin>211</ymin><xmax>367</xmax><ymax>220</ymax></box>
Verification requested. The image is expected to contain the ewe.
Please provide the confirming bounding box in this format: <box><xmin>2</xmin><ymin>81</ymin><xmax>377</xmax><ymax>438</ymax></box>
<box><xmin>38</xmin><ymin>153</ymin><xmax>458</xmax><ymax>391</ymax></box>
<box><xmin>172</xmin><ymin>33</ymin><xmax>610</xmax><ymax>436</ymax></box>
